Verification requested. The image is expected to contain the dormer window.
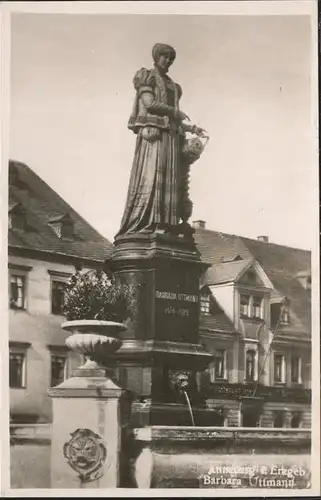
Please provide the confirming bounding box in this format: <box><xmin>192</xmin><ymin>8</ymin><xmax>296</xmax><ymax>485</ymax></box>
<box><xmin>271</xmin><ymin>296</ymin><xmax>290</xmax><ymax>328</ymax></box>
<box><xmin>48</xmin><ymin>214</ymin><xmax>74</xmax><ymax>240</ymax></box>
<box><xmin>280</xmin><ymin>307</ymin><xmax>289</xmax><ymax>324</ymax></box>
<box><xmin>9</xmin><ymin>203</ymin><xmax>26</xmax><ymax>231</ymax></box>
<box><xmin>240</xmin><ymin>293</ymin><xmax>264</xmax><ymax>320</ymax></box>
<box><xmin>221</xmin><ymin>254</ymin><xmax>243</xmax><ymax>263</ymax></box>
<box><xmin>296</xmin><ymin>271</ymin><xmax>311</xmax><ymax>291</ymax></box>
<box><xmin>280</xmin><ymin>298</ymin><xmax>290</xmax><ymax>325</ymax></box>
<box><xmin>61</xmin><ymin>220</ymin><xmax>74</xmax><ymax>239</ymax></box>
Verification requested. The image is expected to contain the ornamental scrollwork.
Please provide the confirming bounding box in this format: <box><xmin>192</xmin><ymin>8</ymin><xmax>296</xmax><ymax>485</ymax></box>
<box><xmin>63</xmin><ymin>428</ymin><xmax>107</xmax><ymax>483</ymax></box>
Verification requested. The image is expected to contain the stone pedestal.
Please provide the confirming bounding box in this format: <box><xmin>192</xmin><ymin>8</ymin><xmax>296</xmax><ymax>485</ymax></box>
<box><xmin>48</xmin><ymin>367</ymin><xmax>130</xmax><ymax>488</ymax></box>
<box><xmin>107</xmin><ymin>231</ymin><xmax>212</xmax><ymax>425</ymax></box>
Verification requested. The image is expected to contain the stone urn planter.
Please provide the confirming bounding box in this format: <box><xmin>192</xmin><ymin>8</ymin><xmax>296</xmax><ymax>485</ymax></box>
<box><xmin>62</xmin><ymin>319</ymin><xmax>127</xmax><ymax>376</ymax></box>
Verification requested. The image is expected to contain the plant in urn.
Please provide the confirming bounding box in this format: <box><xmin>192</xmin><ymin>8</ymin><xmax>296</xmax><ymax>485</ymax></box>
<box><xmin>62</xmin><ymin>269</ymin><xmax>135</xmax><ymax>377</ymax></box>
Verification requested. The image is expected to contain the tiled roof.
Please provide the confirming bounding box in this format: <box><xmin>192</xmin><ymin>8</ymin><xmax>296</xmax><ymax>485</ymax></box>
<box><xmin>8</xmin><ymin>161</ymin><xmax>114</xmax><ymax>263</ymax></box>
<box><xmin>205</xmin><ymin>258</ymin><xmax>253</xmax><ymax>286</ymax></box>
<box><xmin>47</xmin><ymin>214</ymin><xmax>71</xmax><ymax>223</ymax></box>
<box><xmin>200</xmin><ymin>313</ymin><xmax>237</xmax><ymax>334</ymax></box>
<box><xmin>240</xmin><ymin>236</ymin><xmax>311</xmax><ymax>336</ymax></box>
<box><xmin>195</xmin><ymin>227</ymin><xmax>311</xmax><ymax>338</ymax></box>
<box><xmin>199</xmin><ymin>286</ymin><xmax>238</xmax><ymax>334</ymax></box>
<box><xmin>194</xmin><ymin>229</ymin><xmax>252</xmax><ymax>265</ymax></box>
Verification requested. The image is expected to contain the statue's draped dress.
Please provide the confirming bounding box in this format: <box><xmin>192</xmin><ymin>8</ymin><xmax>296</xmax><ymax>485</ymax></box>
<box><xmin>117</xmin><ymin>67</ymin><xmax>183</xmax><ymax>236</ymax></box>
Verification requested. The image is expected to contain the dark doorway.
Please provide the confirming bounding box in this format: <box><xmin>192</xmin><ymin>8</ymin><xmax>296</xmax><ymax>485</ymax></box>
<box><xmin>242</xmin><ymin>408</ymin><xmax>260</xmax><ymax>427</ymax></box>
<box><xmin>273</xmin><ymin>411</ymin><xmax>285</xmax><ymax>428</ymax></box>
<box><xmin>291</xmin><ymin>412</ymin><xmax>302</xmax><ymax>428</ymax></box>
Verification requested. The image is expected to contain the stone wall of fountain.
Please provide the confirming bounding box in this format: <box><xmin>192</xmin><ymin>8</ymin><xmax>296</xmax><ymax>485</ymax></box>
<box><xmin>121</xmin><ymin>426</ymin><xmax>311</xmax><ymax>489</ymax></box>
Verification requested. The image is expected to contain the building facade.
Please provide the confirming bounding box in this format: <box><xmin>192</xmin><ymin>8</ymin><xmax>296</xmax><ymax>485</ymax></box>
<box><xmin>8</xmin><ymin>161</ymin><xmax>113</xmax><ymax>423</ymax></box>
<box><xmin>194</xmin><ymin>221</ymin><xmax>311</xmax><ymax>428</ymax></box>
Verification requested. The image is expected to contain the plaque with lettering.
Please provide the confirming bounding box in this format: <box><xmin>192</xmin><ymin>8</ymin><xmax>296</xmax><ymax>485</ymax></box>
<box><xmin>155</xmin><ymin>264</ymin><xmax>200</xmax><ymax>344</ymax></box>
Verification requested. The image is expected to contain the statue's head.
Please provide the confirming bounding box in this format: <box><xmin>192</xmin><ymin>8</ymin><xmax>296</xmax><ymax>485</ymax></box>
<box><xmin>152</xmin><ymin>43</ymin><xmax>176</xmax><ymax>73</ymax></box>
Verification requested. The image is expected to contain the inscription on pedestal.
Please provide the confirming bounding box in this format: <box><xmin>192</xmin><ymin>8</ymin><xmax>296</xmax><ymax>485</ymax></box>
<box><xmin>164</xmin><ymin>305</ymin><xmax>190</xmax><ymax>317</ymax></box>
<box><xmin>155</xmin><ymin>267</ymin><xmax>200</xmax><ymax>343</ymax></box>
<box><xmin>156</xmin><ymin>290</ymin><xmax>198</xmax><ymax>319</ymax></box>
<box><xmin>156</xmin><ymin>291</ymin><xmax>198</xmax><ymax>302</ymax></box>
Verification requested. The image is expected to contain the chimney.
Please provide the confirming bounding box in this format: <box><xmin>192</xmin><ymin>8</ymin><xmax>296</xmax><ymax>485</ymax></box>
<box><xmin>192</xmin><ymin>220</ymin><xmax>206</xmax><ymax>229</ymax></box>
<box><xmin>257</xmin><ymin>235</ymin><xmax>269</xmax><ymax>242</ymax></box>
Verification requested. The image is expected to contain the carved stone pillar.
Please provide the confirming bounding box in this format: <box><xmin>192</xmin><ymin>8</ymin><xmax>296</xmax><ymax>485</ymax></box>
<box><xmin>48</xmin><ymin>372</ymin><xmax>126</xmax><ymax>488</ymax></box>
<box><xmin>48</xmin><ymin>321</ymin><xmax>131</xmax><ymax>488</ymax></box>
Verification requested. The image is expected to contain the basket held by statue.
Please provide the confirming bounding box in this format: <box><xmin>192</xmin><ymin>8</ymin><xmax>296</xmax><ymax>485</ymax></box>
<box><xmin>181</xmin><ymin>135</ymin><xmax>210</xmax><ymax>165</ymax></box>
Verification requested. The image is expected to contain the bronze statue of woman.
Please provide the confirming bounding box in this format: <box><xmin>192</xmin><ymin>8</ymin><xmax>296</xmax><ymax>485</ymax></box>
<box><xmin>116</xmin><ymin>43</ymin><xmax>207</xmax><ymax>238</ymax></box>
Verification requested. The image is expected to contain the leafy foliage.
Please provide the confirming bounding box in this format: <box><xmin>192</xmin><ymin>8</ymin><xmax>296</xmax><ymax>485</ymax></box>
<box><xmin>63</xmin><ymin>269</ymin><xmax>135</xmax><ymax>322</ymax></box>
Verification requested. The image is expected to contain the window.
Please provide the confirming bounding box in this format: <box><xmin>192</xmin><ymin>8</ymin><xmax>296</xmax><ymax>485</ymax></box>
<box><xmin>240</xmin><ymin>294</ymin><xmax>250</xmax><ymax>317</ymax></box>
<box><xmin>50</xmin><ymin>353</ymin><xmax>68</xmax><ymax>387</ymax></box>
<box><xmin>10</xmin><ymin>274</ymin><xmax>26</xmax><ymax>309</ymax></box>
<box><xmin>213</xmin><ymin>350</ymin><xmax>227</xmax><ymax>380</ymax></box>
<box><xmin>9</xmin><ymin>203</ymin><xmax>27</xmax><ymax>231</ymax></box>
<box><xmin>51</xmin><ymin>280</ymin><xmax>66</xmax><ymax>315</ymax></box>
<box><xmin>48</xmin><ymin>214</ymin><xmax>74</xmax><ymax>240</ymax></box>
<box><xmin>245</xmin><ymin>350</ymin><xmax>256</xmax><ymax>381</ymax></box>
<box><xmin>271</xmin><ymin>300</ymin><xmax>290</xmax><ymax>329</ymax></box>
<box><xmin>274</xmin><ymin>353</ymin><xmax>285</xmax><ymax>383</ymax></box>
<box><xmin>240</xmin><ymin>293</ymin><xmax>264</xmax><ymax>320</ymax></box>
<box><xmin>61</xmin><ymin>221</ymin><xmax>74</xmax><ymax>239</ymax></box>
<box><xmin>9</xmin><ymin>343</ymin><xmax>30</xmax><ymax>388</ymax></box>
<box><xmin>49</xmin><ymin>270</ymin><xmax>72</xmax><ymax>315</ymax></box>
<box><xmin>273</xmin><ymin>411</ymin><xmax>285</xmax><ymax>428</ymax></box>
<box><xmin>9</xmin><ymin>352</ymin><xmax>25</xmax><ymax>388</ymax></box>
<box><xmin>252</xmin><ymin>296</ymin><xmax>263</xmax><ymax>319</ymax></box>
<box><xmin>50</xmin><ymin>222</ymin><xmax>62</xmax><ymax>238</ymax></box>
<box><xmin>291</xmin><ymin>355</ymin><xmax>302</xmax><ymax>384</ymax></box>
<box><xmin>200</xmin><ymin>293</ymin><xmax>210</xmax><ymax>315</ymax></box>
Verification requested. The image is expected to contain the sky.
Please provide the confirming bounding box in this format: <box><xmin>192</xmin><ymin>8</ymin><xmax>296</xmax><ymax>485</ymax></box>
<box><xmin>9</xmin><ymin>11</ymin><xmax>316</xmax><ymax>250</ymax></box>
